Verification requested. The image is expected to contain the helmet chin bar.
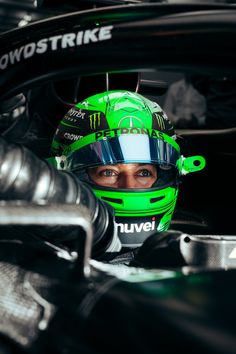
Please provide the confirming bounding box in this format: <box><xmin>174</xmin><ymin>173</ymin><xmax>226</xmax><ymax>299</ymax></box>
<box><xmin>92</xmin><ymin>184</ymin><xmax>178</xmax><ymax>247</ymax></box>
<box><xmin>177</xmin><ymin>155</ymin><xmax>206</xmax><ymax>176</ymax></box>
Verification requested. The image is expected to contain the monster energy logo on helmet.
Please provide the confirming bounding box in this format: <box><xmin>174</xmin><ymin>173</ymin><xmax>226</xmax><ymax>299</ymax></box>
<box><xmin>154</xmin><ymin>112</ymin><xmax>166</xmax><ymax>130</ymax></box>
<box><xmin>89</xmin><ymin>112</ymin><xmax>101</xmax><ymax>130</ymax></box>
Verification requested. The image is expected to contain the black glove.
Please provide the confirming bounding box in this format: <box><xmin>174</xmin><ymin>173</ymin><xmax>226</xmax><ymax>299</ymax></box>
<box><xmin>0</xmin><ymin>94</ymin><xmax>26</xmax><ymax>114</ymax></box>
<box><xmin>131</xmin><ymin>230</ymin><xmax>187</xmax><ymax>268</ymax></box>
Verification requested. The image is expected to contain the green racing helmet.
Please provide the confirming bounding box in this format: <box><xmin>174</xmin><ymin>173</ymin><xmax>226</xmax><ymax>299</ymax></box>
<box><xmin>51</xmin><ymin>90</ymin><xmax>205</xmax><ymax>248</ymax></box>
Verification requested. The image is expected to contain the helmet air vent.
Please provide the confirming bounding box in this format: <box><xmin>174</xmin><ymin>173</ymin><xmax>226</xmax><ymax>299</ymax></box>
<box><xmin>101</xmin><ymin>196</ymin><xmax>123</xmax><ymax>204</ymax></box>
<box><xmin>150</xmin><ymin>196</ymin><xmax>165</xmax><ymax>203</ymax></box>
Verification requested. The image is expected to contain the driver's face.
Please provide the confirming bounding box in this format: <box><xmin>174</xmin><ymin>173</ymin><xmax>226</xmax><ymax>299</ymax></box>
<box><xmin>88</xmin><ymin>163</ymin><xmax>157</xmax><ymax>189</ymax></box>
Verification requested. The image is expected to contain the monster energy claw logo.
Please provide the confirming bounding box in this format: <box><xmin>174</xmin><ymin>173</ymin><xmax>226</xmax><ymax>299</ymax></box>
<box><xmin>89</xmin><ymin>112</ymin><xmax>101</xmax><ymax>130</ymax></box>
<box><xmin>154</xmin><ymin>112</ymin><xmax>165</xmax><ymax>130</ymax></box>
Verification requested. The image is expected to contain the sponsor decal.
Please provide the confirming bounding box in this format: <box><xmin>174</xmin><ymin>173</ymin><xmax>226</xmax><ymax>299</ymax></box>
<box><xmin>64</xmin><ymin>133</ymin><xmax>83</xmax><ymax>141</ymax></box>
<box><xmin>66</xmin><ymin>108</ymin><xmax>86</xmax><ymax>120</ymax></box>
<box><xmin>89</xmin><ymin>112</ymin><xmax>101</xmax><ymax>130</ymax></box>
<box><xmin>95</xmin><ymin>127</ymin><xmax>165</xmax><ymax>141</ymax></box>
<box><xmin>118</xmin><ymin>116</ymin><xmax>144</xmax><ymax>128</ymax></box>
<box><xmin>154</xmin><ymin>112</ymin><xmax>165</xmax><ymax>130</ymax></box>
<box><xmin>115</xmin><ymin>219</ymin><xmax>156</xmax><ymax>234</ymax></box>
<box><xmin>0</xmin><ymin>25</ymin><xmax>113</xmax><ymax>70</ymax></box>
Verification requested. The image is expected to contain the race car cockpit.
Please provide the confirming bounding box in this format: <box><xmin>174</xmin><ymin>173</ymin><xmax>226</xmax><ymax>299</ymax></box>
<box><xmin>1</xmin><ymin>1</ymin><xmax>236</xmax><ymax>353</ymax></box>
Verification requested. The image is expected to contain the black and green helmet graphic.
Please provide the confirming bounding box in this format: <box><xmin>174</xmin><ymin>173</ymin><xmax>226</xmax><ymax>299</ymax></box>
<box><xmin>52</xmin><ymin>90</ymin><xmax>205</xmax><ymax>247</ymax></box>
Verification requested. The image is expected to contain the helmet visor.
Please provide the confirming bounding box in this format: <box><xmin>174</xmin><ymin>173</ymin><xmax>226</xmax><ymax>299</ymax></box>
<box><xmin>65</xmin><ymin>134</ymin><xmax>180</xmax><ymax>171</ymax></box>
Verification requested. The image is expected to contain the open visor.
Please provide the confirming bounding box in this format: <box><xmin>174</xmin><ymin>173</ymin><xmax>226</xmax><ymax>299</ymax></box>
<box><xmin>64</xmin><ymin>134</ymin><xmax>180</xmax><ymax>171</ymax></box>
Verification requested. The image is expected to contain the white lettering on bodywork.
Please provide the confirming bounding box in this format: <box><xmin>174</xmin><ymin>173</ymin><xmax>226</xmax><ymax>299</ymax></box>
<box><xmin>0</xmin><ymin>25</ymin><xmax>114</xmax><ymax>70</ymax></box>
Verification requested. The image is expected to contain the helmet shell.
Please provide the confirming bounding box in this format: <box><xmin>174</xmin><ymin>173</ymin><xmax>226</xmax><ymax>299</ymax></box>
<box><xmin>52</xmin><ymin>90</ymin><xmax>180</xmax><ymax>248</ymax></box>
<box><xmin>52</xmin><ymin>90</ymin><xmax>175</xmax><ymax>156</ymax></box>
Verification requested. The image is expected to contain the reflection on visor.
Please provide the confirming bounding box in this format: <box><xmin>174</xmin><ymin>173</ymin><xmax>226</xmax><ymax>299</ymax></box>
<box><xmin>66</xmin><ymin>135</ymin><xmax>180</xmax><ymax>171</ymax></box>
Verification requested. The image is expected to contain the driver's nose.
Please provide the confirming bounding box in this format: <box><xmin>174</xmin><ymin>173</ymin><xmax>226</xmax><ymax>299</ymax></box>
<box><xmin>118</xmin><ymin>174</ymin><xmax>140</xmax><ymax>189</ymax></box>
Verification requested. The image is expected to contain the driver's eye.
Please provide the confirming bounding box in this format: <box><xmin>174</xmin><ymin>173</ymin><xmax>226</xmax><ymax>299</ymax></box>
<box><xmin>137</xmin><ymin>169</ymin><xmax>152</xmax><ymax>177</ymax></box>
<box><xmin>100</xmin><ymin>169</ymin><xmax>116</xmax><ymax>177</ymax></box>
